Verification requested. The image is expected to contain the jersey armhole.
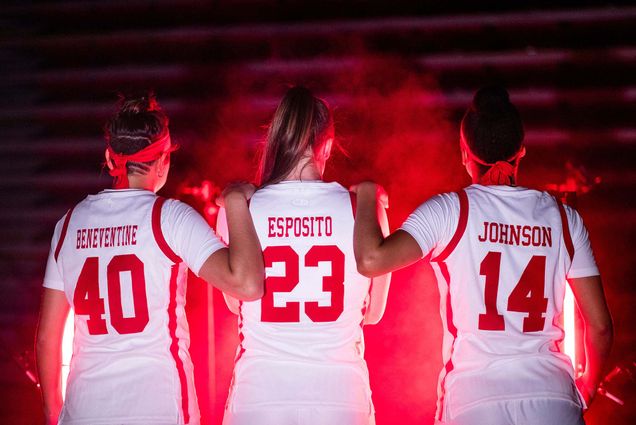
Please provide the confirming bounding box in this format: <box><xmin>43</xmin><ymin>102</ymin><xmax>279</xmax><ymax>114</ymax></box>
<box><xmin>556</xmin><ymin>198</ymin><xmax>575</xmax><ymax>262</ymax></box>
<box><xmin>54</xmin><ymin>207</ymin><xmax>75</xmax><ymax>262</ymax></box>
<box><xmin>152</xmin><ymin>197</ymin><xmax>182</xmax><ymax>264</ymax></box>
<box><xmin>349</xmin><ymin>192</ymin><xmax>357</xmax><ymax>218</ymax></box>
<box><xmin>431</xmin><ymin>189</ymin><xmax>468</xmax><ymax>263</ymax></box>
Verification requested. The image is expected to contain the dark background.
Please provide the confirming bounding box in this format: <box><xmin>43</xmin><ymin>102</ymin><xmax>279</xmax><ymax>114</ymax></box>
<box><xmin>1</xmin><ymin>1</ymin><xmax>635</xmax><ymax>424</ymax></box>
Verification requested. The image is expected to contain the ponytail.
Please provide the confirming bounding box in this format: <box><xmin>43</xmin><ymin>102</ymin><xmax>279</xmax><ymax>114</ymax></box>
<box><xmin>258</xmin><ymin>86</ymin><xmax>333</xmax><ymax>186</ymax></box>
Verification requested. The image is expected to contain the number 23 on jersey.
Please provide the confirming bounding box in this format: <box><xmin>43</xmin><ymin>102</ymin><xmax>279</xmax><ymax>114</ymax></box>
<box><xmin>261</xmin><ymin>245</ymin><xmax>345</xmax><ymax>323</ymax></box>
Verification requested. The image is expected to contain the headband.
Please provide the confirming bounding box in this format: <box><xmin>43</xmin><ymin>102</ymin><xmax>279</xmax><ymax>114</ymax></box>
<box><xmin>106</xmin><ymin>132</ymin><xmax>176</xmax><ymax>189</ymax></box>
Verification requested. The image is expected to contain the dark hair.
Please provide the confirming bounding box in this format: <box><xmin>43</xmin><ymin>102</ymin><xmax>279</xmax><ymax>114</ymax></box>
<box><xmin>460</xmin><ymin>85</ymin><xmax>524</xmax><ymax>166</ymax></box>
<box><xmin>105</xmin><ymin>92</ymin><xmax>169</xmax><ymax>173</ymax></box>
<box><xmin>257</xmin><ymin>86</ymin><xmax>333</xmax><ymax>186</ymax></box>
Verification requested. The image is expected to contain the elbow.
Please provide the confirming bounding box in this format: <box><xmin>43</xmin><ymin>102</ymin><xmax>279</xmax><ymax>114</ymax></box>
<box><xmin>242</xmin><ymin>285</ymin><xmax>264</xmax><ymax>302</ymax></box>
<box><xmin>35</xmin><ymin>333</ymin><xmax>56</xmax><ymax>357</ymax></box>
<box><xmin>588</xmin><ymin>318</ymin><xmax>614</xmax><ymax>341</ymax></box>
<box><xmin>236</xmin><ymin>275</ymin><xmax>264</xmax><ymax>301</ymax></box>
<box><xmin>597</xmin><ymin>320</ymin><xmax>614</xmax><ymax>340</ymax></box>
<box><xmin>363</xmin><ymin>314</ymin><xmax>381</xmax><ymax>326</ymax></box>
<box><xmin>355</xmin><ymin>254</ymin><xmax>383</xmax><ymax>278</ymax></box>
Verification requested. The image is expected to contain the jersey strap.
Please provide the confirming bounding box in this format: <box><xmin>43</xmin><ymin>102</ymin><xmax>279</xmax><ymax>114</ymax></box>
<box><xmin>54</xmin><ymin>207</ymin><xmax>75</xmax><ymax>261</ymax></box>
<box><xmin>430</xmin><ymin>189</ymin><xmax>467</xmax><ymax>420</ymax></box>
<box><xmin>556</xmin><ymin>198</ymin><xmax>575</xmax><ymax>262</ymax></box>
<box><xmin>151</xmin><ymin>197</ymin><xmax>182</xmax><ymax>263</ymax></box>
<box><xmin>432</xmin><ymin>189</ymin><xmax>469</xmax><ymax>263</ymax></box>
<box><xmin>167</xmin><ymin>263</ymin><xmax>189</xmax><ymax>423</ymax></box>
<box><xmin>152</xmin><ymin>197</ymin><xmax>189</xmax><ymax>422</ymax></box>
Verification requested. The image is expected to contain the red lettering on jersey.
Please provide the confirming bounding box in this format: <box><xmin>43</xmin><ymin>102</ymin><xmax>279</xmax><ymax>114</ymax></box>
<box><xmin>268</xmin><ymin>217</ymin><xmax>276</xmax><ymax>237</ymax></box>
<box><xmin>293</xmin><ymin>217</ymin><xmax>301</xmax><ymax>236</ymax></box>
<box><xmin>478</xmin><ymin>222</ymin><xmax>552</xmax><ymax>247</ymax></box>
<box><xmin>488</xmin><ymin>222</ymin><xmax>499</xmax><ymax>242</ymax></box>
<box><xmin>267</xmin><ymin>216</ymin><xmax>333</xmax><ymax>238</ymax></box>
<box><xmin>499</xmin><ymin>224</ymin><xmax>509</xmax><ymax>244</ymax></box>
<box><xmin>478</xmin><ymin>222</ymin><xmax>488</xmax><ymax>242</ymax></box>
<box><xmin>284</xmin><ymin>217</ymin><xmax>293</xmax><ymax>237</ymax></box>
<box><xmin>521</xmin><ymin>225</ymin><xmax>531</xmax><ymax>246</ymax></box>
<box><xmin>531</xmin><ymin>227</ymin><xmax>541</xmax><ymax>246</ymax></box>
<box><xmin>542</xmin><ymin>227</ymin><xmax>552</xmax><ymax>247</ymax></box>
<box><xmin>75</xmin><ymin>225</ymin><xmax>139</xmax><ymax>249</ymax></box>
<box><xmin>315</xmin><ymin>216</ymin><xmax>324</xmax><ymax>236</ymax></box>
<box><xmin>510</xmin><ymin>224</ymin><xmax>521</xmax><ymax>245</ymax></box>
<box><xmin>276</xmin><ymin>217</ymin><xmax>284</xmax><ymax>237</ymax></box>
<box><xmin>302</xmin><ymin>217</ymin><xmax>310</xmax><ymax>236</ymax></box>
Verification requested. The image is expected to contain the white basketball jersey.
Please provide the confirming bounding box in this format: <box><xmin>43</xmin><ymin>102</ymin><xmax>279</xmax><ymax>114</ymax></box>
<box><xmin>401</xmin><ymin>184</ymin><xmax>599</xmax><ymax>421</ymax></box>
<box><xmin>43</xmin><ymin>189</ymin><xmax>224</xmax><ymax>425</ymax></box>
<box><xmin>218</xmin><ymin>181</ymin><xmax>373</xmax><ymax>412</ymax></box>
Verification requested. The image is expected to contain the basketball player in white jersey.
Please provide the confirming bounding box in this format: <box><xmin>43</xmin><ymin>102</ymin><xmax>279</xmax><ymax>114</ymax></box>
<box><xmin>36</xmin><ymin>94</ymin><xmax>264</xmax><ymax>425</ymax></box>
<box><xmin>217</xmin><ymin>86</ymin><xmax>390</xmax><ymax>425</ymax></box>
<box><xmin>353</xmin><ymin>86</ymin><xmax>613</xmax><ymax>424</ymax></box>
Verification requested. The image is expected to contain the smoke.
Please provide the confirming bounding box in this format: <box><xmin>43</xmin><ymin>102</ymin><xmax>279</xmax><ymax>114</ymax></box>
<box><xmin>187</xmin><ymin>53</ymin><xmax>469</xmax><ymax>425</ymax></box>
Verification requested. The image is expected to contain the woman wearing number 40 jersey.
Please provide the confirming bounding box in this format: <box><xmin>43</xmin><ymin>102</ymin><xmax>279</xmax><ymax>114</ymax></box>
<box><xmin>217</xmin><ymin>86</ymin><xmax>391</xmax><ymax>425</ymax></box>
<box><xmin>36</xmin><ymin>94</ymin><xmax>264</xmax><ymax>425</ymax></box>
<box><xmin>353</xmin><ymin>86</ymin><xmax>613</xmax><ymax>425</ymax></box>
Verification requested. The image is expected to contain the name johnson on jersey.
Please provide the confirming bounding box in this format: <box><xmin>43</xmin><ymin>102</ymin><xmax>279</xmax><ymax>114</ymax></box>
<box><xmin>267</xmin><ymin>215</ymin><xmax>333</xmax><ymax>238</ymax></box>
<box><xmin>477</xmin><ymin>221</ymin><xmax>552</xmax><ymax>247</ymax></box>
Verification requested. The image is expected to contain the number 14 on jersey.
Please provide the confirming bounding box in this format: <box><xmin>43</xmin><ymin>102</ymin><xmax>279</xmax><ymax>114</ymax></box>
<box><xmin>478</xmin><ymin>251</ymin><xmax>548</xmax><ymax>333</ymax></box>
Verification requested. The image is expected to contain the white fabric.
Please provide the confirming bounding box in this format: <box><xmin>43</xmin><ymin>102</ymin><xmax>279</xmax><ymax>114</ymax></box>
<box><xmin>43</xmin><ymin>188</ymin><xmax>224</xmax><ymax>424</ymax></box>
<box><xmin>222</xmin><ymin>404</ymin><xmax>375</xmax><ymax>425</ymax></box>
<box><xmin>218</xmin><ymin>181</ymin><xmax>374</xmax><ymax>421</ymax></box>
<box><xmin>400</xmin><ymin>184</ymin><xmax>598</xmax><ymax>422</ymax></box>
<box><xmin>439</xmin><ymin>397</ymin><xmax>584</xmax><ymax>425</ymax></box>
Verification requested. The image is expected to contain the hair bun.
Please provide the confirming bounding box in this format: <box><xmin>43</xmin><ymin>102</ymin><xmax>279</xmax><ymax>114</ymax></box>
<box><xmin>473</xmin><ymin>85</ymin><xmax>511</xmax><ymax>114</ymax></box>
<box><xmin>118</xmin><ymin>92</ymin><xmax>160</xmax><ymax>115</ymax></box>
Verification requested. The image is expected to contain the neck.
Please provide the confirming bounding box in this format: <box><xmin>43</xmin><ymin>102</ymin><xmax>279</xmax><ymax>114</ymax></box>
<box><xmin>473</xmin><ymin>175</ymin><xmax>517</xmax><ymax>185</ymax></box>
<box><xmin>472</xmin><ymin>167</ymin><xmax>518</xmax><ymax>186</ymax></box>
<box><xmin>125</xmin><ymin>175</ymin><xmax>156</xmax><ymax>192</ymax></box>
<box><xmin>284</xmin><ymin>158</ymin><xmax>322</xmax><ymax>181</ymax></box>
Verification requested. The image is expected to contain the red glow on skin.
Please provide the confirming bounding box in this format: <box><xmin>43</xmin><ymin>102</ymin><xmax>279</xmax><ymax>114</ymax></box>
<box><xmin>189</xmin><ymin>59</ymin><xmax>462</xmax><ymax>424</ymax></box>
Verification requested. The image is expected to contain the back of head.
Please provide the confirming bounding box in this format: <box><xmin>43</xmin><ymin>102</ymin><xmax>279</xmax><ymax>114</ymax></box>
<box><xmin>258</xmin><ymin>86</ymin><xmax>333</xmax><ymax>186</ymax></box>
<box><xmin>106</xmin><ymin>92</ymin><xmax>169</xmax><ymax>159</ymax></box>
<box><xmin>460</xmin><ymin>85</ymin><xmax>524</xmax><ymax>164</ymax></box>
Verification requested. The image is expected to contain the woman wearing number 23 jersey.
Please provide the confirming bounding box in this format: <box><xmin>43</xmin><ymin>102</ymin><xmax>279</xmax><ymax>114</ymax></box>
<box><xmin>218</xmin><ymin>86</ymin><xmax>391</xmax><ymax>425</ymax></box>
<box><xmin>354</xmin><ymin>86</ymin><xmax>613</xmax><ymax>425</ymax></box>
<box><xmin>36</xmin><ymin>94</ymin><xmax>264</xmax><ymax>425</ymax></box>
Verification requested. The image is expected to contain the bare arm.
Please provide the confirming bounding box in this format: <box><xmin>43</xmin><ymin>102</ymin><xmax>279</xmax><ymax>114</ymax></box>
<box><xmin>363</xmin><ymin>195</ymin><xmax>392</xmax><ymax>325</ymax></box>
<box><xmin>36</xmin><ymin>288</ymin><xmax>70</xmax><ymax>425</ymax></box>
<box><xmin>199</xmin><ymin>184</ymin><xmax>264</xmax><ymax>301</ymax></box>
<box><xmin>353</xmin><ymin>182</ymin><xmax>423</xmax><ymax>278</ymax></box>
<box><xmin>569</xmin><ymin>275</ymin><xmax>613</xmax><ymax>405</ymax></box>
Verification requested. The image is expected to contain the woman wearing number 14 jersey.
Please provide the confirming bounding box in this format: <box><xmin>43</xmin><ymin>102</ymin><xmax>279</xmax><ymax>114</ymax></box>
<box><xmin>36</xmin><ymin>94</ymin><xmax>264</xmax><ymax>425</ymax></box>
<box><xmin>217</xmin><ymin>86</ymin><xmax>390</xmax><ymax>425</ymax></box>
<box><xmin>354</xmin><ymin>86</ymin><xmax>613</xmax><ymax>424</ymax></box>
